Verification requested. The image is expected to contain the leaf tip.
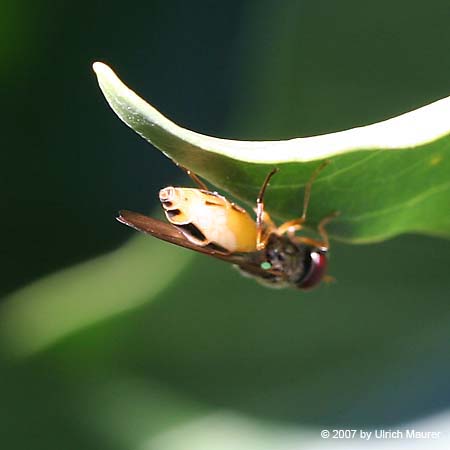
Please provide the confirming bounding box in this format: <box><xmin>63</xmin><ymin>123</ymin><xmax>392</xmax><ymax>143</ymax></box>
<box><xmin>92</xmin><ymin>61</ymin><xmax>109</xmax><ymax>76</ymax></box>
<box><xmin>92</xmin><ymin>62</ymin><xmax>116</xmax><ymax>91</ymax></box>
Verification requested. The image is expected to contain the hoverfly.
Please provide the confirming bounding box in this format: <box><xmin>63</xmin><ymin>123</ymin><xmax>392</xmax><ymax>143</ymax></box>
<box><xmin>117</xmin><ymin>162</ymin><xmax>338</xmax><ymax>289</ymax></box>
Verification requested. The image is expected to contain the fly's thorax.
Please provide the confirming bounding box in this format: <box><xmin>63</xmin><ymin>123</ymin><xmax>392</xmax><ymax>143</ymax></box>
<box><xmin>159</xmin><ymin>187</ymin><xmax>257</xmax><ymax>252</ymax></box>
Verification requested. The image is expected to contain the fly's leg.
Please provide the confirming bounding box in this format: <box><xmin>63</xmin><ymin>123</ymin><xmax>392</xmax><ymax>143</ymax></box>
<box><xmin>256</xmin><ymin>168</ymin><xmax>278</xmax><ymax>250</ymax></box>
<box><xmin>317</xmin><ymin>210</ymin><xmax>340</xmax><ymax>250</ymax></box>
<box><xmin>278</xmin><ymin>160</ymin><xmax>330</xmax><ymax>237</ymax></box>
<box><xmin>300</xmin><ymin>160</ymin><xmax>330</xmax><ymax>222</ymax></box>
<box><xmin>177</xmin><ymin>163</ymin><xmax>209</xmax><ymax>191</ymax></box>
<box><xmin>291</xmin><ymin>211</ymin><xmax>340</xmax><ymax>251</ymax></box>
<box><xmin>323</xmin><ymin>275</ymin><xmax>336</xmax><ymax>284</ymax></box>
<box><xmin>276</xmin><ymin>217</ymin><xmax>305</xmax><ymax>237</ymax></box>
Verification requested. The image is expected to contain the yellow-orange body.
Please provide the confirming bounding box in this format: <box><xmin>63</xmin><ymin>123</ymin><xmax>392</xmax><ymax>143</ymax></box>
<box><xmin>118</xmin><ymin>162</ymin><xmax>335</xmax><ymax>290</ymax></box>
<box><xmin>159</xmin><ymin>187</ymin><xmax>257</xmax><ymax>252</ymax></box>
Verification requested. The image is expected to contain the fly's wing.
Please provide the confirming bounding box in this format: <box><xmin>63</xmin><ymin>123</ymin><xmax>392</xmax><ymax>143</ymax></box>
<box><xmin>118</xmin><ymin>210</ymin><xmax>245</xmax><ymax>264</ymax></box>
<box><xmin>117</xmin><ymin>210</ymin><xmax>281</xmax><ymax>278</ymax></box>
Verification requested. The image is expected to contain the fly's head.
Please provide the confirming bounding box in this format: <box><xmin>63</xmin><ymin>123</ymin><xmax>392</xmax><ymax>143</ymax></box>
<box><xmin>239</xmin><ymin>233</ymin><xmax>328</xmax><ymax>290</ymax></box>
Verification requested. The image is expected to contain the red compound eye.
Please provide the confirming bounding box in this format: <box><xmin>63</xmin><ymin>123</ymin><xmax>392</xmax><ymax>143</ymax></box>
<box><xmin>299</xmin><ymin>251</ymin><xmax>327</xmax><ymax>290</ymax></box>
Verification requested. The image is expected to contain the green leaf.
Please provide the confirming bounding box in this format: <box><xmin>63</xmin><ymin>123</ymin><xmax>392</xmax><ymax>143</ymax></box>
<box><xmin>93</xmin><ymin>62</ymin><xmax>450</xmax><ymax>243</ymax></box>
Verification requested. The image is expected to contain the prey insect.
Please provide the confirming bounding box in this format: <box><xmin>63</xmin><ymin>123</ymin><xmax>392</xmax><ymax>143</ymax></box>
<box><xmin>117</xmin><ymin>162</ymin><xmax>337</xmax><ymax>289</ymax></box>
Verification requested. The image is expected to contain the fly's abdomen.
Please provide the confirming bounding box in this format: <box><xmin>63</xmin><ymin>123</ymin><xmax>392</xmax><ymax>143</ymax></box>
<box><xmin>160</xmin><ymin>187</ymin><xmax>257</xmax><ymax>252</ymax></box>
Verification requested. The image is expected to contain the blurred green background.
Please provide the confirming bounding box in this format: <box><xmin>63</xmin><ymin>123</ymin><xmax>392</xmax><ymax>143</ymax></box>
<box><xmin>1</xmin><ymin>0</ymin><xmax>449</xmax><ymax>448</ymax></box>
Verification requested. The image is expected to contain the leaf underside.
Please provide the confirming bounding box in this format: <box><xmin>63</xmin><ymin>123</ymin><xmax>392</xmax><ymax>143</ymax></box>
<box><xmin>93</xmin><ymin>62</ymin><xmax>450</xmax><ymax>243</ymax></box>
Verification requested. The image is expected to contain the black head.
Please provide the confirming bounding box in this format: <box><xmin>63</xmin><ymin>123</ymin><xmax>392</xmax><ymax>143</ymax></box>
<box><xmin>260</xmin><ymin>234</ymin><xmax>328</xmax><ymax>289</ymax></box>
